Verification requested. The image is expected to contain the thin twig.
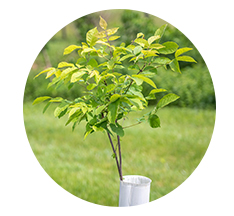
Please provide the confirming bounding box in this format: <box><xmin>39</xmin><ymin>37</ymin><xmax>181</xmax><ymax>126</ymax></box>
<box><xmin>124</xmin><ymin>63</ymin><xmax>146</xmax><ymax>94</ymax></box>
<box><xmin>123</xmin><ymin>121</ymin><xmax>142</xmax><ymax>129</ymax></box>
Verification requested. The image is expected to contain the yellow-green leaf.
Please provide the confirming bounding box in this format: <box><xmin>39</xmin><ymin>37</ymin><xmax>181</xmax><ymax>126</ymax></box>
<box><xmin>175</xmin><ymin>47</ymin><xmax>193</xmax><ymax>58</ymax></box>
<box><xmin>71</xmin><ymin>71</ymin><xmax>86</xmax><ymax>83</ymax></box>
<box><xmin>60</xmin><ymin>67</ymin><xmax>79</xmax><ymax>79</ymax></box>
<box><xmin>58</xmin><ymin>62</ymin><xmax>74</xmax><ymax>68</ymax></box>
<box><xmin>86</xmin><ymin>27</ymin><xmax>98</xmax><ymax>47</ymax></box>
<box><xmin>54</xmin><ymin>104</ymin><xmax>69</xmax><ymax>118</ymax></box>
<box><xmin>99</xmin><ymin>16</ymin><xmax>107</xmax><ymax>30</ymax></box>
<box><xmin>107</xmin><ymin>28</ymin><xmax>119</xmax><ymax>36</ymax></box>
<box><xmin>148</xmin><ymin>35</ymin><xmax>160</xmax><ymax>45</ymax></box>
<box><xmin>149</xmin><ymin>88</ymin><xmax>167</xmax><ymax>94</ymax></box>
<box><xmin>149</xmin><ymin>43</ymin><xmax>165</xmax><ymax>49</ymax></box>
<box><xmin>137</xmin><ymin>32</ymin><xmax>144</xmax><ymax>38</ymax></box>
<box><xmin>176</xmin><ymin>56</ymin><xmax>197</xmax><ymax>63</ymax></box>
<box><xmin>134</xmin><ymin>38</ymin><xmax>149</xmax><ymax>47</ymax></box>
<box><xmin>119</xmin><ymin>54</ymin><xmax>134</xmax><ymax>61</ymax></box>
<box><xmin>110</xmin><ymin>94</ymin><xmax>121</xmax><ymax>102</ymax></box>
<box><xmin>34</xmin><ymin>67</ymin><xmax>55</xmax><ymax>79</ymax></box>
<box><xmin>154</xmin><ymin>24</ymin><xmax>167</xmax><ymax>43</ymax></box>
<box><xmin>45</xmin><ymin>68</ymin><xmax>57</xmax><ymax>79</ymax></box>
<box><xmin>32</xmin><ymin>96</ymin><xmax>51</xmax><ymax>105</ymax></box>
<box><xmin>109</xmin><ymin>36</ymin><xmax>120</xmax><ymax>41</ymax></box>
<box><xmin>132</xmin><ymin>75</ymin><xmax>156</xmax><ymax>88</ymax></box>
<box><xmin>169</xmin><ymin>59</ymin><xmax>181</xmax><ymax>73</ymax></box>
<box><xmin>63</xmin><ymin>45</ymin><xmax>81</xmax><ymax>55</ymax></box>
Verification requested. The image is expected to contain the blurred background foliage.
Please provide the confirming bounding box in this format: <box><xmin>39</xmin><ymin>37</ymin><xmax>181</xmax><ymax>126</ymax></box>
<box><xmin>24</xmin><ymin>9</ymin><xmax>215</xmax><ymax>109</ymax></box>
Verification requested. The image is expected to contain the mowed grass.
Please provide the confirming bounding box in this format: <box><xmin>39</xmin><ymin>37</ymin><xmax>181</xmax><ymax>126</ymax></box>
<box><xmin>23</xmin><ymin>102</ymin><xmax>215</xmax><ymax>206</ymax></box>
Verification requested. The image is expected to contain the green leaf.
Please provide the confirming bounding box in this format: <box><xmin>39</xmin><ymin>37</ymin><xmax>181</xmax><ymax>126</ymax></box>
<box><xmin>145</xmin><ymin>94</ymin><xmax>156</xmax><ymax>100</ymax></box>
<box><xmin>76</xmin><ymin>57</ymin><xmax>87</xmax><ymax>65</ymax></box>
<box><xmin>110</xmin><ymin>94</ymin><xmax>121</xmax><ymax>102</ymax></box>
<box><xmin>42</xmin><ymin>102</ymin><xmax>51</xmax><ymax>113</ymax></box>
<box><xmin>156</xmin><ymin>93</ymin><xmax>180</xmax><ymax>110</ymax></box>
<box><xmin>87</xmin><ymin>59</ymin><xmax>98</xmax><ymax>68</ymax></box>
<box><xmin>128</xmin><ymin>98</ymin><xmax>144</xmax><ymax>109</ymax></box>
<box><xmin>95</xmin><ymin>105</ymin><xmax>106</xmax><ymax>115</ymax></box>
<box><xmin>149</xmin><ymin>88</ymin><xmax>167</xmax><ymax>95</ymax></box>
<box><xmin>132</xmin><ymin>75</ymin><xmax>156</xmax><ymax>88</ymax></box>
<box><xmin>154</xmin><ymin>24</ymin><xmax>167</xmax><ymax>43</ymax></box>
<box><xmin>99</xmin><ymin>16</ymin><xmax>107</xmax><ymax>30</ymax></box>
<box><xmin>58</xmin><ymin>62</ymin><xmax>74</xmax><ymax>68</ymax></box>
<box><xmin>148</xmin><ymin>114</ymin><xmax>160</xmax><ymax>128</ymax></box>
<box><xmin>148</xmin><ymin>35</ymin><xmax>160</xmax><ymax>45</ymax></box>
<box><xmin>32</xmin><ymin>96</ymin><xmax>51</xmax><ymax>105</ymax></box>
<box><xmin>169</xmin><ymin>59</ymin><xmax>181</xmax><ymax>73</ymax></box>
<box><xmin>110</xmin><ymin>123</ymin><xmax>124</xmax><ymax>137</ymax></box>
<box><xmin>176</xmin><ymin>56</ymin><xmax>197</xmax><ymax>63</ymax></box>
<box><xmin>63</xmin><ymin>45</ymin><xmax>81</xmax><ymax>55</ymax></box>
<box><xmin>34</xmin><ymin>67</ymin><xmax>55</xmax><ymax>79</ymax></box>
<box><xmin>119</xmin><ymin>54</ymin><xmax>134</xmax><ymax>61</ymax></box>
<box><xmin>86</xmin><ymin>27</ymin><xmax>98</xmax><ymax>47</ymax></box>
<box><xmin>133</xmin><ymin>46</ymin><xmax>142</xmax><ymax>55</ymax></box>
<box><xmin>106</xmin><ymin>84</ymin><xmax>116</xmax><ymax>93</ymax></box>
<box><xmin>158</xmin><ymin>42</ymin><xmax>179</xmax><ymax>54</ymax></box>
<box><xmin>84</xmin><ymin>124</ymin><xmax>94</xmax><ymax>140</ymax></box>
<box><xmin>131</xmin><ymin>76</ymin><xmax>143</xmax><ymax>85</ymax></box>
<box><xmin>68</xmin><ymin>107</ymin><xmax>80</xmax><ymax>117</ymax></box>
<box><xmin>107</xmin><ymin>99</ymin><xmax>120</xmax><ymax>123</ymax></box>
<box><xmin>154</xmin><ymin>57</ymin><xmax>171</xmax><ymax>64</ymax></box>
<box><xmin>54</xmin><ymin>103</ymin><xmax>69</xmax><ymax>118</ymax></box>
<box><xmin>87</xmin><ymin>83</ymin><xmax>97</xmax><ymax>90</ymax></box>
<box><xmin>175</xmin><ymin>47</ymin><xmax>193</xmax><ymax>58</ymax></box>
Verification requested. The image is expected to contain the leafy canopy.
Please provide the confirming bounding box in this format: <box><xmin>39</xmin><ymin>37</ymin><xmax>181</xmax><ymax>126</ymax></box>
<box><xmin>33</xmin><ymin>16</ymin><xmax>196</xmax><ymax>139</ymax></box>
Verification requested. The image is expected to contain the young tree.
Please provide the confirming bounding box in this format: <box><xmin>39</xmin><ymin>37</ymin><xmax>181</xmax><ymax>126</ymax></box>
<box><xmin>33</xmin><ymin>16</ymin><xmax>196</xmax><ymax>180</ymax></box>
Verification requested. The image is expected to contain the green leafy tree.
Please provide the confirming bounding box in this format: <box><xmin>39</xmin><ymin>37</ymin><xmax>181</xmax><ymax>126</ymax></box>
<box><xmin>33</xmin><ymin>16</ymin><xmax>196</xmax><ymax>180</ymax></box>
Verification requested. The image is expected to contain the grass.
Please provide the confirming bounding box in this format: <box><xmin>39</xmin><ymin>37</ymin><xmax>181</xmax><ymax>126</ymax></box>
<box><xmin>23</xmin><ymin>102</ymin><xmax>215</xmax><ymax>206</ymax></box>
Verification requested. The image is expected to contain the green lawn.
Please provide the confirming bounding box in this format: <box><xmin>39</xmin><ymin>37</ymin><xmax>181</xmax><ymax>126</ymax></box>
<box><xmin>23</xmin><ymin>102</ymin><xmax>215</xmax><ymax>206</ymax></box>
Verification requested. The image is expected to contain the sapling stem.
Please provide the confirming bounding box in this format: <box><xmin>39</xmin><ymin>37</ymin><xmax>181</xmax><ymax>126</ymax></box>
<box><xmin>107</xmin><ymin>132</ymin><xmax>123</xmax><ymax>181</ymax></box>
<box><xmin>117</xmin><ymin>135</ymin><xmax>122</xmax><ymax>180</ymax></box>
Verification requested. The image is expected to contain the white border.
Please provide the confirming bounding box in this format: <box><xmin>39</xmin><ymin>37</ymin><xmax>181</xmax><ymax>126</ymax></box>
<box><xmin>1</xmin><ymin>0</ymin><xmax>234</xmax><ymax>215</ymax></box>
